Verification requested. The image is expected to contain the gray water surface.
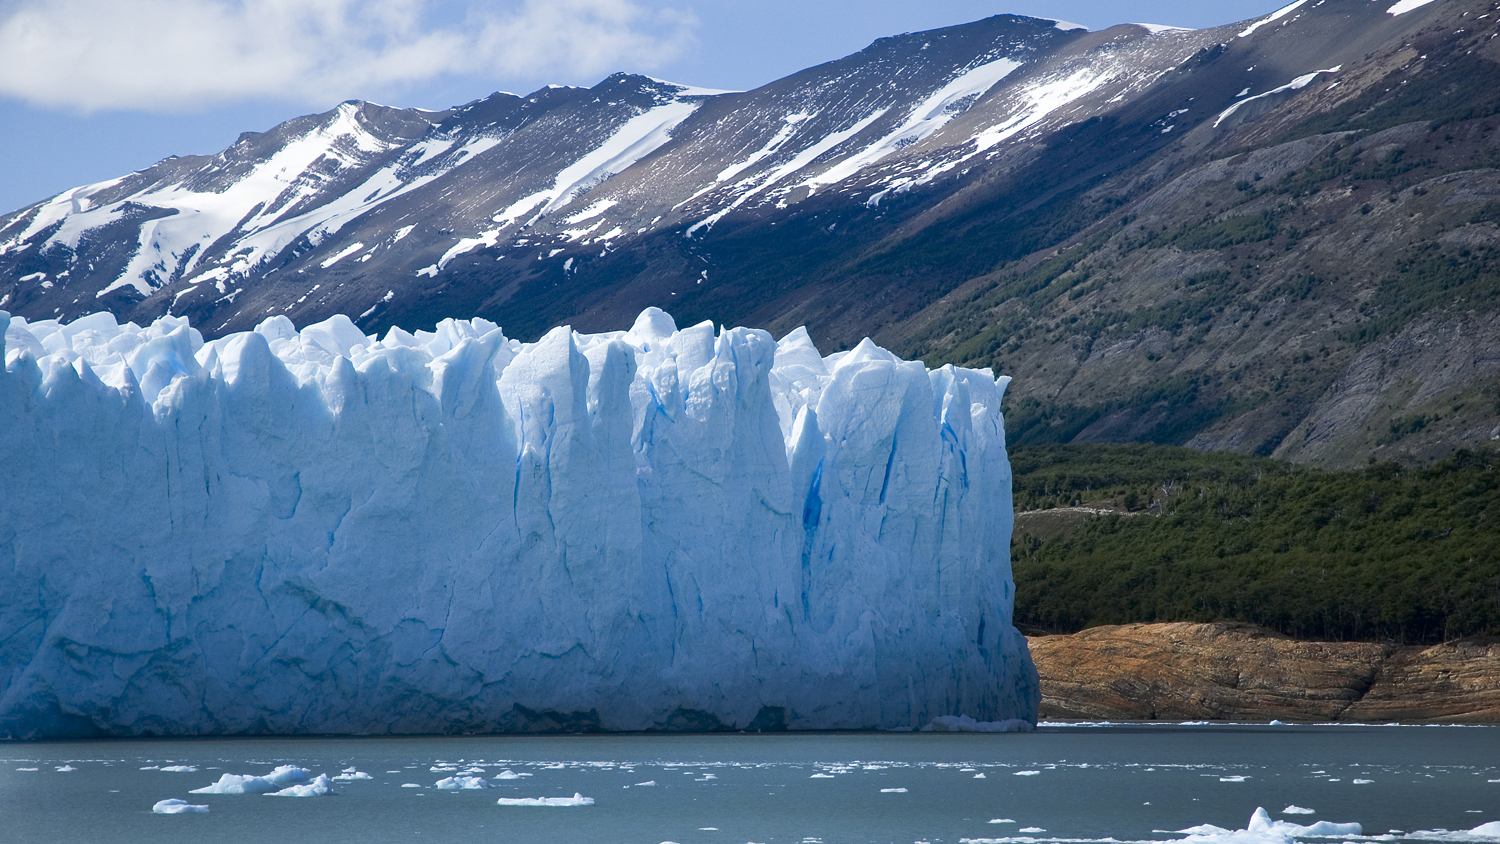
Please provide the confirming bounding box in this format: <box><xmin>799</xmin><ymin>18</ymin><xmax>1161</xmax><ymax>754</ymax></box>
<box><xmin>2</xmin><ymin>724</ymin><xmax>1497</xmax><ymax>844</ymax></box>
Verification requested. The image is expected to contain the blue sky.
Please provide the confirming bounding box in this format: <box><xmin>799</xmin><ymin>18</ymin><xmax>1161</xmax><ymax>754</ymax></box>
<box><xmin>0</xmin><ymin>0</ymin><xmax>1278</xmax><ymax>214</ymax></box>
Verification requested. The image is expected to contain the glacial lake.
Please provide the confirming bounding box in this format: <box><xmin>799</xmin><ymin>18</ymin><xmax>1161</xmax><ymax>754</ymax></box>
<box><xmin>2</xmin><ymin>724</ymin><xmax>1497</xmax><ymax>844</ymax></box>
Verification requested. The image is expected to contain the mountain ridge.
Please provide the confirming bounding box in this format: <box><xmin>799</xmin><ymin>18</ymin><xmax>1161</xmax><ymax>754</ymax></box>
<box><xmin>4</xmin><ymin>0</ymin><xmax>1498</xmax><ymax>467</ymax></box>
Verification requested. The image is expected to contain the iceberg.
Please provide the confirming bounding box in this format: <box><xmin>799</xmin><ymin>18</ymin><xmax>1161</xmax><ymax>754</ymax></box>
<box><xmin>0</xmin><ymin>307</ymin><xmax>1037</xmax><ymax>738</ymax></box>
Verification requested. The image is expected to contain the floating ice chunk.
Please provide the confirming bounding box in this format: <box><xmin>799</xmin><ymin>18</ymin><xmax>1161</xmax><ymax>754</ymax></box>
<box><xmin>1221</xmin><ymin>775</ymin><xmax>1249</xmax><ymax>782</ymax></box>
<box><xmin>494</xmin><ymin>770</ymin><xmax>525</xmax><ymax>779</ymax></box>
<box><xmin>160</xmin><ymin>765</ymin><xmax>198</xmax><ymax>773</ymax></box>
<box><xmin>634</xmin><ymin>781</ymin><xmax>656</xmax><ymax>786</ymax></box>
<box><xmin>496</xmin><ymin>792</ymin><xmax>595</xmax><ymax>806</ymax></box>
<box><xmin>267</xmin><ymin>774</ymin><xmax>335</xmax><ymax>797</ymax></box>
<box><xmin>923</xmin><ymin>715</ymin><xmax>1034</xmax><ymax>733</ymax></box>
<box><xmin>1282</xmin><ymin>806</ymin><xmax>1316</xmax><ymax>815</ymax></box>
<box><xmin>152</xmin><ymin>798</ymin><xmax>209</xmax><ymax>814</ymax></box>
<box><xmin>1353</xmin><ymin>779</ymin><xmax>1373</xmax><ymax>784</ymax></box>
<box><xmin>402</xmin><ymin>783</ymin><xmax>422</xmax><ymax>788</ymax></box>
<box><xmin>1014</xmin><ymin>771</ymin><xmax>1041</xmax><ymax>776</ymax></box>
<box><xmin>333</xmin><ymin>771</ymin><xmax>372</xmax><ymax>781</ymax></box>
<box><xmin>1404</xmin><ymin>822</ymin><xmax>1500</xmax><ymax>841</ymax></box>
<box><xmin>15</xmin><ymin>767</ymin><xmax>38</xmax><ymax>771</ymax></box>
<box><xmin>989</xmin><ymin>819</ymin><xmax>1016</xmax><ymax>824</ymax></box>
<box><xmin>1181</xmin><ymin>807</ymin><xmax>1361</xmax><ymax>844</ymax></box>
<box><xmin>191</xmin><ymin>765</ymin><xmax>311</xmax><ymax>794</ymax></box>
<box><xmin>1020</xmin><ymin>827</ymin><xmax>1046</xmax><ymax>833</ymax></box>
<box><xmin>55</xmin><ymin>765</ymin><xmax>76</xmax><ymax>771</ymax></box>
<box><xmin>810</xmin><ymin>773</ymin><xmax>836</xmax><ymax>778</ymax></box>
<box><xmin>881</xmin><ymin>787</ymin><xmax>909</xmax><ymax>792</ymax></box>
<box><xmin>435</xmin><ymin>776</ymin><xmax>490</xmax><ymax>789</ymax></box>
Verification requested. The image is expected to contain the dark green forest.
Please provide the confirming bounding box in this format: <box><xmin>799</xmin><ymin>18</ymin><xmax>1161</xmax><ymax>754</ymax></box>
<box><xmin>1009</xmin><ymin>443</ymin><xmax>1500</xmax><ymax>645</ymax></box>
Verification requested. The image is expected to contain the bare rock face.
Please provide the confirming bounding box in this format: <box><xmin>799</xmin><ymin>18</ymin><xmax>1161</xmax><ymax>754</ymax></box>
<box><xmin>1028</xmin><ymin>622</ymin><xmax>1500</xmax><ymax>723</ymax></box>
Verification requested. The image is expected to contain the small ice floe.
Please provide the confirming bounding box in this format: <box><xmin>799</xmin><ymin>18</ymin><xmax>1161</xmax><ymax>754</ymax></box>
<box><xmin>634</xmin><ymin>781</ymin><xmax>656</xmax><ymax>786</ymax></box>
<box><xmin>974</xmin><ymin>773</ymin><xmax>987</xmax><ymax>779</ymax></box>
<box><xmin>435</xmin><ymin>775</ymin><xmax>490</xmax><ymax>789</ymax></box>
<box><xmin>55</xmin><ymin>765</ymin><xmax>77</xmax><ymax>772</ymax></box>
<box><xmin>881</xmin><ymin>788</ymin><xmax>908</xmax><ymax>793</ymax></box>
<box><xmin>1220</xmin><ymin>775</ymin><xmax>1250</xmax><ymax>782</ymax></box>
<box><xmin>1353</xmin><ymin>779</ymin><xmax>1373</xmax><ymax>784</ymax></box>
<box><xmin>402</xmin><ymin>783</ymin><xmax>422</xmax><ymax>788</ymax></box>
<box><xmin>1404</xmin><ymin>821</ymin><xmax>1500</xmax><ymax>841</ymax></box>
<box><xmin>140</xmin><ymin>766</ymin><xmax>161</xmax><ymax>770</ymax></box>
<box><xmin>152</xmin><ymin>798</ymin><xmax>209</xmax><ymax>814</ymax></box>
<box><xmin>160</xmin><ymin>766</ymin><xmax>198</xmax><ymax>773</ymax></box>
<box><xmin>191</xmin><ymin>765</ymin><xmax>313</xmax><ymax>795</ymax></box>
<box><xmin>15</xmin><ymin>767</ymin><xmax>38</xmax><ymax>771</ymax></box>
<box><xmin>333</xmin><ymin>769</ymin><xmax>373</xmax><ymax>781</ymax></box>
<box><xmin>1270</xmin><ymin>720</ymin><xmax>1287</xmax><ymax>725</ymax></box>
<box><xmin>430</xmin><ymin>765</ymin><xmax>458</xmax><ymax>772</ymax></box>
<box><xmin>496</xmin><ymin>792</ymin><xmax>594</xmax><ymax>806</ymax></box>
<box><xmin>1020</xmin><ymin>827</ymin><xmax>1047</xmax><ymax>833</ymax></box>
<box><xmin>810</xmin><ymin>773</ymin><xmax>836</xmax><ymax>778</ymax></box>
<box><xmin>1282</xmin><ymin>806</ymin><xmax>1316</xmax><ymax>815</ymax></box>
<box><xmin>989</xmin><ymin>819</ymin><xmax>1016</xmax><ymax>824</ymax></box>
<box><xmin>1179</xmin><ymin>807</ymin><xmax>1360</xmax><ymax>843</ymax></box>
<box><xmin>494</xmin><ymin>770</ymin><xmax>526</xmax><ymax>779</ymax></box>
<box><xmin>1014</xmin><ymin>770</ymin><xmax>1041</xmax><ymax>776</ymax></box>
<box><xmin>922</xmin><ymin>715</ymin><xmax>1033</xmax><ymax>732</ymax></box>
<box><xmin>267</xmin><ymin>774</ymin><xmax>335</xmax><ymax>797</ymax></box>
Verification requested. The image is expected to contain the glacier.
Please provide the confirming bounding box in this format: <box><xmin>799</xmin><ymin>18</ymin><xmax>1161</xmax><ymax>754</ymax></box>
<box><xmin>0</xmin><ymin>307</ymin><xmax>1037</xmax><ymax>738</ymax></box>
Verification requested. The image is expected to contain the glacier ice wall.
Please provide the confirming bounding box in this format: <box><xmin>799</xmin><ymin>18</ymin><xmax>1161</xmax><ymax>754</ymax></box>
<box><xmin>0</xmin><ymin>307</ymin><xmax>1037</xmax><ymax>738</ymax></box>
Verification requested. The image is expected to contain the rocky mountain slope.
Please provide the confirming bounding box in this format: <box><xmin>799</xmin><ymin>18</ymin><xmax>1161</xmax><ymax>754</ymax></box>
<box><xmin>1029</xmin><ymin>622</ymin><xmax>1500</xmax><ymax>722</ymax></box>
<box><xmin>4</xmin><ymin>0</ymin><xmax>1499</xmax><ymax>466</ymax></box>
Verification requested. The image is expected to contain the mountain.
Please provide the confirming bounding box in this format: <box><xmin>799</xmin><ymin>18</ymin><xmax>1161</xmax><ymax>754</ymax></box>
<box><xmin>3</xmin><ymin>0</ymin><xmax>1498</xmax><ymax>468</ymax></box>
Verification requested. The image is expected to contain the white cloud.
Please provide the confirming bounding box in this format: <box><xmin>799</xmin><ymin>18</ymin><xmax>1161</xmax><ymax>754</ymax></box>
<box><xmin>0</xmin><ymin>0</ymin><xmax>697</xmax><ymax>111</ymax></box>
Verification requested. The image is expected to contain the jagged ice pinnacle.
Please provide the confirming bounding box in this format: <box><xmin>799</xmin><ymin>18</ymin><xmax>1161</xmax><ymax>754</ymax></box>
<box><xmin>0</xmin><ymin>307</ymin><xmax>1037</xmax><ymax>738</ymax></box>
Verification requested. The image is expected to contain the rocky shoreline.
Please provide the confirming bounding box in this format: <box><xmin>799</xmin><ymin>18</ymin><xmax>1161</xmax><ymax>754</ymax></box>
<box><xmin>1027</xmin><ymin>622</ymin><xmax>1500</xmax><ymax>724</ymax></box>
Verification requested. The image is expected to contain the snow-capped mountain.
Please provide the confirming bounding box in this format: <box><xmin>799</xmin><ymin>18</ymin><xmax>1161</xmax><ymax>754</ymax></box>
<box><xmin>0</xmin><ymin>10</ymin><xmax>1298</xmax><ymax>332</ymax></box>
<box><xmin>5</xmin><ymin>0</ymin><xmax>1498</xmax><ymax>466</ymax></box>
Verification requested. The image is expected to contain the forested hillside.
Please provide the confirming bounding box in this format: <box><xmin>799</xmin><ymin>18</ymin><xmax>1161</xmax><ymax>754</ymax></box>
<box><xmin>1010</xmin><ymin>443</ymin><xmax>1500</xmax><ymax>644</ymax></box>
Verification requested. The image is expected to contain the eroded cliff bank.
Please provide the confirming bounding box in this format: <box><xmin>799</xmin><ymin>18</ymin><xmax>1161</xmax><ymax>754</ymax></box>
<box><xmin>1028</xmin><ymin>622</ymin><xmax>1500</xmax><ymax>723</ymax></box>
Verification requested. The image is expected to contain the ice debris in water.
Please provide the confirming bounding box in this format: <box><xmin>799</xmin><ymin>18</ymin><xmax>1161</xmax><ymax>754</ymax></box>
<box><xmin>190</xmin><ymin>765</ymin><xmax>312</xmax><ymax>794</ymax></box>
<box><xmin>922</xmin><ymin>715</ymin><xmax>1034</xmax><ymax>732</ymax></box>
<box><xmin>1179</xmin><ymin>807</ymin><xmax>1361</xmax><ymax>844</ymax></box>
<box><xmin>152</xmin><ymin>798</ymin><xmax>209</xmax><ymax>814</ymax></box>
<box><xmin>266</xmin><ymin>774</ymin><xmax>335</xmax><ymax>797</ymax></box>
<box><xmin>436</xmin><ymin>776</ymin><xmax>490</xmax><ymax>789</ymax></box>
<box><xmin>1281</xmin><ymin>806</ymin><xmax>1315</xmax><ymax>815</ymax></box>
<box><xmin>0</xmin><ymin>307</ymin><xmax>1036</xmax><ymax>737</ymax></box>
<box><xmin>496</xmin><ymin>793</ymin><xmax>595</xmax><ymax>806</ymax></box>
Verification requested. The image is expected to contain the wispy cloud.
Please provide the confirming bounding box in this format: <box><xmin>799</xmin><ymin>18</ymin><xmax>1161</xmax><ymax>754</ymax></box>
<box><xmin>0</xmin><ymin>0</ymin><xmax>697</xmax><ymax>111</ymax></box>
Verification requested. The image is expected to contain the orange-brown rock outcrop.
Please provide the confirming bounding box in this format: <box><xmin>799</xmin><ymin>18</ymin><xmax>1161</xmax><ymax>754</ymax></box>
<box><xmin>1028</xmin><ymin>622</ymin><xmax>1500</xmax><ymax>723</ymax></box>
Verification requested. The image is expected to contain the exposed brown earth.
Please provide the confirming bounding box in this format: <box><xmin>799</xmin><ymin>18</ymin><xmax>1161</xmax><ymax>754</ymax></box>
<box><xmin>1027</xmin><ymin>622</ymin><xmax>1500</xmax><ymax>723</ymax></box>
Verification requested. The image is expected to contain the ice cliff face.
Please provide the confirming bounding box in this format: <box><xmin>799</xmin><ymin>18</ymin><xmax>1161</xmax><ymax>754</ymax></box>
<box><xmin>0</xmin><ymin>307</ymin><xmax>1036</xmax><ymax>738</ymax></box>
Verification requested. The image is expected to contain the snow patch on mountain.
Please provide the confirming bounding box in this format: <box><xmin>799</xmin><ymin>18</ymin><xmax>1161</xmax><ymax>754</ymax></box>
<box><xmin>1238</xmin><ymin>0</ymin><xmax>1308</xmax><ymax>38</ymax></box>
<box><xmin>1386</xmin><ymin>0</ymin><xmax>1440</xmax><ymax>14</ymax></box>
<box><xmin>971</xmin><ymin>67</ymin><xmax>1115</xmax><ymax>153</ymax></box>
<box><xmin>804</xmin><ymin>57</ymin><xmax>1023</xmax><ymax>188</ymax></box>
<box><xmin>688</xmin><ymin>109</ymin><xmax>889</xmax><ymax>237</ymax></box>
<box><xmin>1214</xmin><ymin>66</ymin><xmax>1340</xmax><ymax>127</ymax></box>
